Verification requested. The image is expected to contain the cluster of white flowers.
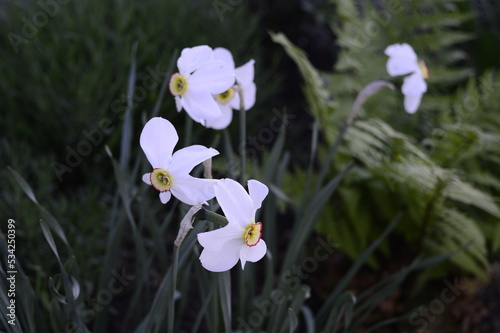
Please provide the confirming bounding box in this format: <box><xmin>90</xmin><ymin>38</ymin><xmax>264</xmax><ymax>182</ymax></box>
<box><xmin>169</xmin><ymin>45</ymin><xmax>256</xmax><ymax>129</ymax></box>
<box><xmin>139</xmin><ymin>42</ymin><xmax>430</xmax><ymax>273</ymax></box>
<box><xmin>141</xmin><ymin>45</ymin><xmax>263</xmax><ymax>272</ymax></box>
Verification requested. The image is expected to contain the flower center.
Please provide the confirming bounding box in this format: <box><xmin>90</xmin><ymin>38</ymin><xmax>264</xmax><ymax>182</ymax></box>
<box><xmin>418</xmin><ymin>60</ymin><xmax>429</xmax><ymax>79</ymax></box>
<box><xmin>169</xmin><ymin>73</ymin><xmax>188</xmax><ymax>96</ymax></box>
<box><xmin>150</xmin><ymin>168</ymin><xmax>173</xmax><ymax>192</ymax></box>
<box><xmin>215</xmin><ymin>88</ymin><xmax>235</xmax><ymax>104</ymax></box>
<box><xmin>243</xmin><ymin>222</ymin><xmax>262</xmax><ymax>247</ymax></box>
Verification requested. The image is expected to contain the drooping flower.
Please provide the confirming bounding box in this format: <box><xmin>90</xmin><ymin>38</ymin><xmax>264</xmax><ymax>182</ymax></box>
<box><xmin>205</xmin><ymin>47</ymin><xmax>256</xmax><ymax>130</ymax></box>
<box><xmin>169</xmin><ymin>45</ymin><xmax>235</xmax><ymax>124</ymax></box>
<box><xmin>140</xmin><ymin>117</ymin><xmax>219</xmax><ymax>205</ymax></box>
<box><xmin>384</xmin><ymin>43</ymin><xmax>428</xmax><ymax>114</ymax></box>
<box><xmin>197</xmin><ymin>179</ymin><xmax>268</xmax><ymax>272</ymax></box>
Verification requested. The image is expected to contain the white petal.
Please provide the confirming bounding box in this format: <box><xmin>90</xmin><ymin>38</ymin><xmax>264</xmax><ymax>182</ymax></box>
<box><xmin>142</xmin><ymin>172</ymin><xmax>152</xmax><ymax>185</ymax></box>
<box><xmin>169</xmin><ymin>145</ymin><xmax>219</xmax><ymax>174</ymax></box>
<box><xmin>401</xmin><ymin>71</ymin><xmax>426</xmax><ymax>114</ymax></box>
<box><xmin>171</xmin><ymin>176</ymin><xmax>218</xmax><ymax>205</ymax></box>
<box><xmin>205</xmin><ymin>103</ymin><xmax>233</xmax><ymax>130</ymax></box>
<box><xmin>239</xmin><ymin>240</ymin><xmax>267</xmax><ymax>269</ymax></box>
<box><xmin>240</xmin><ymin>81</ymin><xmax>256</xmax><ymax>111</ymax></box>
<box><xmin>181</xmin><ymin>89</ymin><xmax>223</xmax><ymax>122</ymax></box>
<box><xmin>404</xmin><ymin>93</ymin><xmax>423</xmax><ymax>114</ymax></box>
<box><xmin>174</xmin><ymin>96</ymin><xmax>182</xmax><ymax>112</ymax></box>
<box><xmin>385</xmin><ymin>43</ymin><xmax>419</xmax><ymax>77</ymax></box>
<box><xmin>199</xmin><ymin>239</ymin><xmax>242</xmax><ymax>272</ymax></box>
<box><xmin>235</xmin><ymin>59</ymin><xmax>255</xmax><ymax>85</ymax></box>
<box><xmin>386</xmin><ymin>58</ymin><xmax>419</xmax><ymax>77</ymax></box>
<box><xmin>140</xmin><ymin>117</ymin><xmax>178</xmax><ymax>168</ymax></box>
<box><xmin>197</xmin><ymin>224</ymin><xmax>243</xmax><ymax>252</ymax></box>
<box><xmin>213</xmin><ymin>47</ymin><xmax>235</xmax><ymax>70</ymax></box>
<box><xmin>159</xmin><ymin>191</ymin><xmax>172</xmax><ymax>204</ymax></box>
<box><xmin>215</xmin><ymin>179</ymin><xmax>254</xmax><ymax>227</ymax></box>
<box><xmin>188</xmin><ymin>60</ymin><xmax>235</xmax><ymax>94</ymax></box>
<box><xmin>229</xmin><ymin>91</ymin><xmax>241</xmax><ymax>110</ymax></box>
<box><xmin>384</xmin><ymin>43</ymin><xmax>417</xmax><ymax>61</ymax></box>
<box><xmin>177</xmin><ymin>45</ymin><xmax>213</xmax><ymax>76</ymax></box>
<box><xmin>247</xmin><ymin>179</ymin><xmax>269</xmax><ymax>213</ymax></box>
<box><xmin>402</xmin><ymin>71</ymin><xmax>427</xmax><ymax>96</ymax></box>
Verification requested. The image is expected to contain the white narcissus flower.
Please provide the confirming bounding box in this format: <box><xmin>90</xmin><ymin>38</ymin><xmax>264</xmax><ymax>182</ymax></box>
<box><xmin>205</xmin><ymin>47</ymin><xmax>256</xmax><ymax>130</ymax></box>
<box><xmin>384</xmin><ymin>43</ymin><xmax>428</xmax><ymax>114</ymax></box>
<box><xmin>140</xmin><ymin>117</ymin><xmax>219</xmax><ymax>205</ymax></box>
<box><xmin>197</xmin><ymin>179</ymin><xmax>268</xmax><ymax>272</ymax></box>
<box><xmin>169</xmin><ymin>45</ymin><xmax>235</xmax><ymax>124</ymax></box>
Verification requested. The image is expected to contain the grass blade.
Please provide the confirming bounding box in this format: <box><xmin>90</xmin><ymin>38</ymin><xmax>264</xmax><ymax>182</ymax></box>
<box><xmin>317</xmin><ymin>213</ymin><xmax>401</xmax><ymax>323</ymax></box>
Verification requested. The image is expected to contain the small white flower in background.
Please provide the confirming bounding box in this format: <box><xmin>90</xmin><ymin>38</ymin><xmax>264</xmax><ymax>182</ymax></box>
<box><xmin>169</xmin><ymin>45</ymin><xmax>235</xmax><ymax>124</ymax></box>
<box><xmin>205</xmin><ymin>47</ymin><xmax>256</xmax><ymax>130</ymax></box>
<box><xmin>197</xmin><ymin>178</ymin><xmax>268</xmax><ymax>272</ymax></box>
<box><xmin>140</xmin><ymin>117</ymin><xmax>219</xmax><ymax>205</ymax></box>
<box><xmin>384</xmin><ymin>43</ymin><xmax>428</xmax><ymax>114</ymax></box>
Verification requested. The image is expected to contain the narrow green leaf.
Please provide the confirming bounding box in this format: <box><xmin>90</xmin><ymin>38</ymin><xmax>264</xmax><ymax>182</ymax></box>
<box><xmin>40</xmin><ymin>220</ymin><xmax>61</xmax><ymax>262</ymax></box>
<box><xmin>218</xmin><ymin>271</ymin><xmax>232</xmax><ymax>332</ymax></box>
<box><xmin>287</xmin><ymin>308</ymin><xmax>298</xmax><ymax>333</ymax></box>
<box><xmin>151</xmin><ymin>49</ymin><xmax>178</xmax><ymax>118</ymax></box>
<box><xmin>8</xmin><ymin>166</ymin><xmax>38</xmax><ymax>204</ymax></box>
<box><xmin>281</xmin><ymin>161</ymin><xmax>354</xmax><ymax>275</ymax></box>
<box><xmin>323</xmin><ymin>291</ymin><xmax>356</xmax><ymax>333</ymax></box>
<box><xmin>38</xmin><ymin>206</ymin><xmax>69</xmax><ymax>247</ymax></box>
<box><xmin>301</xmin><ymin>306</ymin><xmax>315</xmax><ymax>333</ymax></box>
<box><xmin>191</xmin><ymin>277</ymin><xmax>218</xmax><ymax>333</ymax></box>
<box><xmin>119</xmin><ymin>40</ymin><xmax>138</xmax><ymax>170</ymax></box>
<box><xmin>317</xmin><ymin>214</ymin><xmax>400</xmax><ymax>323</ymax></box>
<box><xmin>9</xmin><ymin>167</ymin><xmax>69</xmax><ymax>246</ymax></box>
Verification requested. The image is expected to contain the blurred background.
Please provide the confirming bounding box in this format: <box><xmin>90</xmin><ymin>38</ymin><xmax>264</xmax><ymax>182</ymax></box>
<box><xmin>1</xmin><ymin>0</ymin><xmax>500</xmax><ymax>332</ymax></box>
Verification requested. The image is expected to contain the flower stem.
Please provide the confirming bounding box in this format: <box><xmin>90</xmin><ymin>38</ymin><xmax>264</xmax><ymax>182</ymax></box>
<box><xmin>238</xmin><ymin>89</ymin><xmax>246</xmax><ymax>185</ymax></box>
<box><xmin>222</xmin><ymin>129</ymin><xmax>237</xmax><ymax>180</ymax></box>
<box><xmin>184</xmin><ymin>114</ymin><xmax>193</xmax><ymax>147</ymax></box>
<box><xmin>168</xmin><ymin>245</ymin><xmax>180</xmax><ymax>333</ymax></box>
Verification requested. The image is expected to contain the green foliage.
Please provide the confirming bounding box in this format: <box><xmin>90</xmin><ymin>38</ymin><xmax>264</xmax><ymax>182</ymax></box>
<box><xmin>2</xmin><ymin>0</ymin><xmax>499</xmax><ymax>331</ymax></box>
<box><xmin>275</xmin><ymin>0</ymin><xmax>500</xmax><ymax>278</ymax></box>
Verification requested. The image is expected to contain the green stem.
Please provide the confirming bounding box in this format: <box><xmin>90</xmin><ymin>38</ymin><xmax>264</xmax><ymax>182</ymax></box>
<box><xmin>239</xmin><ymin>109</ymin><xmax>246</xmax><ymax>185</ymax></box>
<box><xmin>238</xmin><ymin>87</ymin><xmax>246</xmax><ymax>185</ymax></box>
<box><xmin>168</xmin><ymin>245</ymin><xmax>180</xmax><ymax>333</ymax></box>
<box><xmin>184</xmin><ymin>114</ymin><xmax>193</xmax><ymax>147</ymax></box>
<box><xmin>218</xmin><ymin>270</ymin><xmax>232</xmax><ymax>332</ymax></box>
<box><xmin>312</xmin><ymin>122</ymin><xmax>349</xmax><ymax>194</ymax></box>
<box><xmin>238</xmin><ymin>268</ymin><xmax>246</xmax><ymax>323</ymax></box>
<box><xmin>222</xmin><ymin>129</ymin><xmax>237</xmax><ymax>180</ymax></box>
